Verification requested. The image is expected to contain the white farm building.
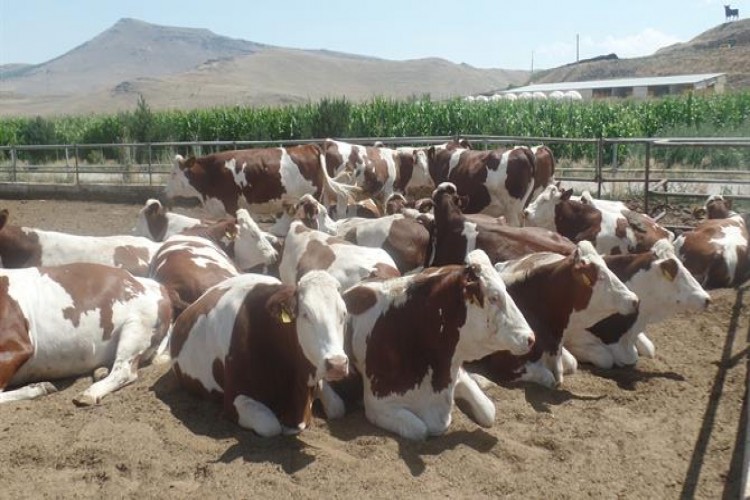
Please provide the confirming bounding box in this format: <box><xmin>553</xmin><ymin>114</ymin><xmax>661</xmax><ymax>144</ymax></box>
<box><xmin>491</xmin><ymin>73</ymin><xmax>726</xmax><ymax>101</ymax></box>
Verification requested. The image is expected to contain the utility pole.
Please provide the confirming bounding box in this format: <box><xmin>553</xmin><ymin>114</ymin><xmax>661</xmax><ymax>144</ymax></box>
<box><xmin>576</xmin><ymin>33</ymin><xmax>580</xmax><ymax>62</ymax></box>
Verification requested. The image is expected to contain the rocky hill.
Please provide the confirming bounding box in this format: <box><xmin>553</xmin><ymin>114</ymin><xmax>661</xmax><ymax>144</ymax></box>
<box><xmin>0</xmin><ymin>18</ymin><xmax>528</xmax><ymax>117</ymax></box>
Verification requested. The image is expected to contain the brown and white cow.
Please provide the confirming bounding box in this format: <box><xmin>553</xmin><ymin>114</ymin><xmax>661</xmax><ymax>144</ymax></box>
<box><xmin>0</xmin><ymin>209</ymin><xmax>159</xmax><ymax>277</ymax></box>
<box><xmin>0</xmin><ymin>263</ymin><xmax>172</xmax><ymax>405</ymax></box>
<box><xmin>149</xmin><ymin>211</ymin><xmax>279</xmax><ymax>315</ymax></box>
<box><xmin>481</xmin><ymin>241</ymin><xmax>640</xmax><ymax>388</ymax></box>
<box><xmin>132</xmin><ymin>198</ymin><xmax>211</xmax><ymax>241</ymax></box>
<box><xmin>529</xmin><ymin>145</ymin><xmax>557</xmax><ymax>204</ymax></box>
<box><xmin>323</xmin><ymin>139</ymin><xmax>432</xmax><ymax>207</ymax></box>
<box><xmin>279</xmin><ymin>221</ymin><xmax>400</xmax><ymax>291</ymax></box>
<box><xmin>523</xmin><ymin>186</ymin><xmax>672</xmax><ymax>255</ymax></box>
<box><xmin>564</xmin><ymin>239</ymin><xmax>711</xmax><ymax>369</ymax></box>
<box><xmin>426</xmin><ymin>142</ymin><xmax>535</xmax><ymax>225</ymax></box>
<box><xmin>430</xmin><ymin>182</ymin><xmax>575</xmax><ymax>267</ymax></box>
<box><xmin>170</xmin><ymin>271</ymin><xmax>349</xmax><ymax>436</ymax></box>
<box><xmin>704</xmin><ymin>194</ymin><xmax>737</xmax><ymax>220</ymax></box>
<box><xmin>165</xmin><ymin>144</ymin><xmax>357</xmax><ymax>217</ymax></box>
<box><xmin>673</xmin><ymin>214</ymin><xmax>750</xmax><ymax>288</ymax></box>
<box><xmin>336</xmin><ymin>214</ymin><xmax>433</xmax><ymax>274</ymax></box>
<box><xmin>340</xmin><ymin>249</ymin><xmax>535</xmax><ymax>440</ymax></box>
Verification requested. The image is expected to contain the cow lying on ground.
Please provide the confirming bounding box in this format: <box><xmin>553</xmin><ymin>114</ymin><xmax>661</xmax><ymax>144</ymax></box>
<box><xmin>426</xmin><ymin>142</ymin><xmax>535</xmax><ymax>226</ymax></box>
<box><xmin>170</xmin><ymin>271</ymin><xmax>349</xmax><ymax>436</ymax></box>
<box><xmin>150</xmin><ymin>212</ymin><xmax>279</xmax><ymax>315</ymax></box>
<box><xmin>279</xmin><ymin>220</ymin><xmax>400</xmax><ymax>290</ymax></box>
<box><xmin>132</xmin><ymin>198</ymin><xmax>213</xmax><ymax>241</ymax></box>
<box><xmin>338</xmin><ymin>250</ymin><xmax>535</xmax><ymax>440</ymax></box>
<box><xmin>704</xmin><ymin>194</ymin><xmax>738</xmax><ymax>220</ymax></box>
<box><xmin>0</xmin><ymin>263</ymin><xmax>172</xmax><ymax>405</ymax></box>
<box><xmin>165</xmin><ymin>144</ymin><xmax>357</xmax><ymax>217</ymax></box>
<box><xmin>268</xmin><ymin>194</ymin><xmax>338</xmax><ymax>237</ymax></box>
<box><xmin>430</xmin><ymin>182</ymin><xmax>575</xmax><ymax>266</ymax></box>
<box><xmin>0</xmin><ymin>209</ymin><xmax>159</xmax><ymax>277</ymax></box>
<box><xmin>673</xmin><ymin>214</ymin><xmax>750</xmax><ymax>288</ymax></box>
<box><xmin>564</xmin><ymin>239</ymin><xmax>711</xmax><ymax>369</ymax></box>
<box><xmin>523</xmin><ymin>186</ymin><xmax>672</xmax><ymax>255</ymax></box>
<box><xmin>479</xmin><ymin>241</ymin><xmax>639</xmax><ymax>388</ymax></box>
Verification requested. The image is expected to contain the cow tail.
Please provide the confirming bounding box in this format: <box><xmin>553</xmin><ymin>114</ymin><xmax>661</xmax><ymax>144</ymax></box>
<box><xmin>318</xmin><ymin>150</ymin><xmax>362</xmax><ymax>218</ymax></box>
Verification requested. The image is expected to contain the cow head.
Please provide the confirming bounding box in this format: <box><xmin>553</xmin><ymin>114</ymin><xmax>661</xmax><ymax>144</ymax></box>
<box><xmin>523</xmin><ymin>184</ymin><xmax>571</xmax><ymax>229</ymax></box>
<box><xmin>165</xmin><ymin>155</ymin><xmax>203</xmax><ymax>202</ymax></box>
<box><xmin>705</xmin><ymin>194</ymin><xmax>734</xmax><ymax>219</ymax></box>
<box><xmin>406</xmin><ymin>147</ymin><xmax>432</xmax><ymax>191</ymax></box>
<box><xmin>458</xmin><ymin>250</ymin><xmax>535</xmax><ymax>360</ymax></box>
<box><xmin>432</xmin><ymin>182</ymin><xmax>469</xmax><ymax>212</ymax></box>
<box><xmin>295</xmin><ymin>194</ymin><xmax>337</xmax><ymax>235</ymax></box>
<box><xmin>232</xmin><ymin>209</ymin><xmax>279</xmax><ymax>271</ymax></box>
<box><xmin>567</xmin><ymin>241</ymin><xmax>639</xmax><ymax>331</ymax></box>
<box><xmin>132</xmin><ymin>199</ymin><xmax>167</xmax><ymax>239</ymax></box>
<box><xmin>385</xmin><ymin>193</ymin><xmax>408</xmax><ymax>215</ymax></box>
<box><xmin>273</xmin><ymin>270</ymin><xmax>348</xmax><ymax>383</ymax></box>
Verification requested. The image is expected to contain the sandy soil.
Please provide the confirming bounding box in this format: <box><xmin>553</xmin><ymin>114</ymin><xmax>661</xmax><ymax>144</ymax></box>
<box><xmin>0</xmin><ymin>199</ymin><xmax>748</xmax><ymax>499</ymax></box>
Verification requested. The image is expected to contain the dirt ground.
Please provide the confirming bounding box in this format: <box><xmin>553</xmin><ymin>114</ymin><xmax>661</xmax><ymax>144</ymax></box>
<box><xmin>0</xmin><ymin>198</ymin><xmax>748</xmax><ymax>499</ymax></box>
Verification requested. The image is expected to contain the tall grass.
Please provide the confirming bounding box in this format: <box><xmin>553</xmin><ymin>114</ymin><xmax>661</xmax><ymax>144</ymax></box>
<box><xmin>3</xmin><ymin>93</ymin><xmax>750</xmax><ymax>164</ymax></box>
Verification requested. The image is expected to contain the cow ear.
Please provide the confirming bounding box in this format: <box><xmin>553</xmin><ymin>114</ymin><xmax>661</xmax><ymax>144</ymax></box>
<box><xmin>266</xmin><ymin>287</ymin><xmax>297</xmax><ymax>324</ymax></box>
<box><xmin>555</xmin><ymin>180</ymin><xmax>562</xmax><ymax>189</ymax></box>
<box><xmin>427</xmin><ymin>146</ymin><xmax>436</xmax><ymax>162</ymax></box>
<box><xmin>145</xmin><ymin>201</ymin><xmax>162</xmax><ymax>216</ymax></box>
<box><xmin>0</xmin><ymin>209</ymin><xmax>8</xmax><ymax>230</ymax></box>
<box><xmin>561</xmin><ymin>188</ymin><xmax>574</xmax><ymax>201</ymax></box>
<box><xmin>459</xmin><ymin>138</ymin><xmax>472</xmax><ymax>149</ymax></box>
<box><xmin>463</xmin><ymin>264</ymin><xmax>484</xmax><ymax>305</ymax></box>
<box><xmin>458</xmin><ymin>195</ymin><xmax>470</xmax><ymax>211</ymax></box>
<box><xmin>659</xmin><ymin>259</ymin><xmax>678</xmax><ymax>282</ymax></box>
<box><xmin>572</xmin><ymin>260</ymin><xmax>594</xmax><ymax>287</ymax></box>
<box><xmin>182</xmin><ymin>157</ymin><xmax>196</xmax><ymax>170</ymax></box>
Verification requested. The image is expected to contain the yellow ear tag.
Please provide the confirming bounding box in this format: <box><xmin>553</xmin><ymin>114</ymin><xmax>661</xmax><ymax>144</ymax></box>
<box><xmin>280</xmin><ymin>310</ymin><xmax>292</xmax><ymax>323</ymax></box>
<box><xmin>662</xmin><ymin>268</ymin><xmax>675</xmax><ymax>282</ymax></box>
<box><xmin>582</xmin><ymin>274</ymin><xmax>592</xmax><ymax>287</ymax></box>
<box><xmin>225</xmin><ymin>231</ymin><xmax>236</xmax><ymax>241</ymax></box>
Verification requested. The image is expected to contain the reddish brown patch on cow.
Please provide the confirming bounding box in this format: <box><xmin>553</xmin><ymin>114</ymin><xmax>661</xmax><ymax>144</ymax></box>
<box><xmin>0</xmin><ymin>220</ymin><xmax>43</xmax><ymax>268</ymax></box>
<box><xmin>530</xmin><ymin>146</ymin><xmax>555</xmax><ymax>202</ymax></box>
<box><xmin>343</xmin><ymin>285</ymin><xmax>378</xmax><ymax>315</ymax></box>
<box><xmin>621</xmin><ymin>209</ymin><xmax>671</xmax><ymax>253</ymax></box>
<box><xmin>446</xmin><ymin>150</ymin><xmax>491</xmax><ymax>213</ymax></box>
<box><xmin>504</xmin><ymin>148</ymin><xmax>535</xmax><ymax>201</ymax></box>
<box><xmin>706</xmin><ymin>198</ymin><xmax>733</xmax><ymax>219</ymax></box>
<box><xmin>296</xmin><ymin>240</ymin><xmax>336</xmax><ymax>282</ymax></box>
<box><xmin>170</xmin><ymin>285</ymin><xmax>229</xmax><ymax>358</ymax></box>
<box><xmin>359</xmin><ymin>266</ymin><xmax>469</xmax><ymax>397</ymax></box>
<box><xmin>113</xmin><ymin>245</ymin><xmax>151</xmax><ymax>276</ymax></box>
<box><xmin>586</xmin><ymin>312</ymin><xmax>639</xmax><ymax>345</ymax></box>
<box><xmin>603</xmin><ymin>253</ymin><xmax>655</xmax><ymax>284</ymax></box>
<box><xmin>382</xmin><ymin>218</ymin><xmax>432</xmax><ymax>272</ymax></box>
<box><xmin>222</xmin><ymin>283</ymin><xmax>316</xmax><ymax>430</ymax></box>
<box><xmin>615</xmin><ymin>218</ymin><xmax>628</xmax><ymax>239</ymax></box>
<box><xmin>173</xmin><ymin>363</ymin><xmax>223</xmax><ymax>403</ymax></box>
<box><xmin>40</xmin><ymin>263</ymin><xmax>146</xmax><ymax>341</ymax></box>
<box><xmin>144</xmin><ymin>202</ymin><xmax>169</xmax><ymax>241</ymax></box>
<box><xmin>0</xmin><ymin>275</ymin><xmax>33</xmax><ymax>389</ymax></box>
<box><xmin>471</xmin><ymin>217</ymin><xmax>576</xmax><ymax>264</ymax></box>
<box><xmin>393</xmin><ymin>150</ymin><xmax>414</xmax><ymax>192</ymax></box>
<box><xmin>554</xmin><ymin>200</ymin><xmax>603</xmax><ymax>243</ymax></box>
<box><xmin>369</xmin><ymin>263</ymin><xmax>401</xmax><ymax>281</ymax></box>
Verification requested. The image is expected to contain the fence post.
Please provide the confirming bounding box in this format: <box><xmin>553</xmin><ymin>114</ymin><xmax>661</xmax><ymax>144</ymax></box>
<box><xmin>74</xmin><ymin>145</ymin><xmax>79</xmax><ymax>186</ymax></box>
<box><xmin>11</xmin><ymin>147</ymin><xmax>17</xmax><ymax>183</ymax></box>
<box><xmin>644</xmin><ymin>141</ymin><xmax>651</xmax><ymax>214</ymax></box>
<box><xmin>147</xmin><ymin>143</ymin><xmax>153</xmax><ymax>186</ymax></box>
<box><xmin>596</xmin><ymin>138</ymin><xmax>603</xmax><ymax>198</ymax></box>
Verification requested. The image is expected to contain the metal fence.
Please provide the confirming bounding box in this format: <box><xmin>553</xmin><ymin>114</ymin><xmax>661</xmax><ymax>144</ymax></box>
<box><xmin>1</xmin><ymin>135</ymin><xmax>750</xmax><ymax>213</ymax></box>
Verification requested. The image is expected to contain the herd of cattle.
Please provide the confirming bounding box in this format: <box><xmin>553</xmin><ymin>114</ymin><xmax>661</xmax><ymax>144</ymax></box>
<box><xmin>0</xmin><ymin>138</ymin><xmax>748</xmax><ymax>441</ymax></box>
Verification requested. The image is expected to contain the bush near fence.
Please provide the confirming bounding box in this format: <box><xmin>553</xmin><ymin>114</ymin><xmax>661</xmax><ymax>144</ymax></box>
<box><xmin>4</xmin><ymin>93</ymin><xmax>750</xmax><ymax>166</ymax></box>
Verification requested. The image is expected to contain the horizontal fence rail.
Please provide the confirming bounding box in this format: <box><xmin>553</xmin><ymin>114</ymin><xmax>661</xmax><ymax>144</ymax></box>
<box><xmin>0</xmin><ymin>136</ymin><xmax>749</xmax><ymax>211</ymax></box>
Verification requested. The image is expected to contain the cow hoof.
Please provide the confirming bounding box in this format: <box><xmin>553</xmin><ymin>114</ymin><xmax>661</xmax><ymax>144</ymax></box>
<box><xmin>37</xmin><ymin>382</ymin><xmax>58</xmax><ymax>395</ymax></box>
<box><xmin>93</xmin><ymin>367</ymin><xmax>110</xmax><ymax>381</ymax></box>
<box><xmin>73</xmin><ymin>393</ymin><xmax>100</xmax><ymax>407</ymax></box>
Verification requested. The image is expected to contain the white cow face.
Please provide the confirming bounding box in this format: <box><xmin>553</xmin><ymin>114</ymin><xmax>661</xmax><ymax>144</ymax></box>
<box><xmin>569</xmin><ymin>241</ymin><xmax>639</xmax><ymax>330</ymax></box>
<box><xmin>294</xmin><ymin>271</ymin><xmax>349</xmax><ymax>383</ymax></box>
<box><xmin>232</xmin><ymin>209</ymin><xmax>279</xmax><ymax>271</ymax></box>
<box><xmin>405</xmin><ymin>147</ymin><xmax>433</xmax><ymax>191</ymax></box>
<box><xmin>523</xmin><ymin>185</ymin><xmax>569</xmax><ymax>229</ymax></box>
<box><xmin>164</xmin><ymin>155</ymin><xmax>203</xmax><ymax>202</ymax></box>
<box><xmin>635</xmin><ymin>240</ymin><xmax>710</xmax><ymax>318</ymax></box>
<box><xmin>459</xmin><ymin>249</ymin><xmax>535</xmax><ymax>360</ymax></box>
<box><xmin>296</xmin><ymin>194</ymin><xmax>338</xmax><ymax>235</ymax></box>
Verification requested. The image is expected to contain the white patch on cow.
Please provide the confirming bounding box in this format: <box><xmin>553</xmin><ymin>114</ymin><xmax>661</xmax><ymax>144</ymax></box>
<box><xmin>279</xmin><ymin>147</ymin><xmax>316</xmax><ymax>199</ymax></box>
<box><xmin>711</xmin><ymin>224</ymin><xmax>747</xmax><ymax>281</ymax></box>
<box><xmin>233</xmin><ymin>209</ymin><xmax>279</xmax><ymax>271</ymax></box>
<box><xmin>446</xmin><ymin>149</ymin><xmax>465</xmax><ymax>177</ymax></box>
<box><xmin>523</xmin><ymin>184</ymin><xmax>559</xmax><ymax>230</ymax></box>
<box><xmin>154</xmin><ymin>236</ymin><xmax>238</xmax><ymax>275</ymax></box>
<box><xmin>461</xmin><ymin>221</ymin><xmax>479</xmax><ymax>253</ymax></box>
<box><xmin>227</xmin><ymin>159</ymin><xmax>248</xmax><ymax>189</ymax></box>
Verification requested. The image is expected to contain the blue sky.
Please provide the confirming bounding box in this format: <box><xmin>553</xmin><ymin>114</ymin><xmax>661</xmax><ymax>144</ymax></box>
<box><xmin>0</xmin><ymin>0</ymin><xmax>740</xmax><ymax>70</ymax></box>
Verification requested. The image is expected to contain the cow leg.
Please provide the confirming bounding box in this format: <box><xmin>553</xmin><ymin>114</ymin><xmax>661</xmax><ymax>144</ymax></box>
<box><xmin>233</xmin><ymin>395</ymin><xmax>283</xmax><ymax>437</ymax></box>
<box><xmin>565</xmin><ymin>332</ymin><xmax>615</xmax><ymax>369</ymax></box>
<box><xmin>561</xmin><ymin>347</ymin><xmax>578</xmax><ymax>375</ymax></box>
<box><xmin>635</xmin><ymin>333</ymin><xmax>656</xmax><ymax>358</ymax></box>
<box><xmin>73</xmin><ymin>319</ymin><xmax>151</xmax><ymax>406</ymax></box>
<box><xmin>609</xmin><ymin>341</ymin><xmax>639</xmax><ymax>367</ymax></box>
<box><xmin>454</xmin><ymin>367</ymin><xmax>495</xmax><ymax>428</ymax></box>
<box><xmin>0</xmin><ymin>382</ymin><xmax>57</xmax><ymax>403</ymax></box>
<box><xmin>365</xmin><ymin>403</ymin><xmax>428</xmax><ymax>440</ymax></box>
<box><xmin>519</xmin><ymin>359</ymin><xmax>558</xmax><ymax>388</ymax></box>
<box><xmin>315</xmin><ymin>380</ymin><xmax>346</xmax><ymax>419</ymax></box>
<box><xmin>151</xmin><ymin>330</ymin><xmax>172</xmax><ymax>366</ymax></box>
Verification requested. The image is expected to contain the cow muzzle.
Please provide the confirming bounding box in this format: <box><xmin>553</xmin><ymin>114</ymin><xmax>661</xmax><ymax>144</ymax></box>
<box><xmin>324</xmin><ymin>355</ymin><xmax>349</xmax><ymax>381</ymax></box>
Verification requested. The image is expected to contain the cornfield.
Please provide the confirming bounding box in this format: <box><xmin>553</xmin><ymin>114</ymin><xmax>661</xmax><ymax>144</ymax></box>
<box><xmin>3</xmin><ymin>93</ymin><xmax>750</xmax><ymax>166</ymax></box>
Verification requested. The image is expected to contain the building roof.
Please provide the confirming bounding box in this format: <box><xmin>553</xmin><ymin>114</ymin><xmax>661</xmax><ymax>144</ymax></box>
<box><xmin>501</xmin><ymin>73</ymin><xmax>726</xmax><ymax>94</ymax></box>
